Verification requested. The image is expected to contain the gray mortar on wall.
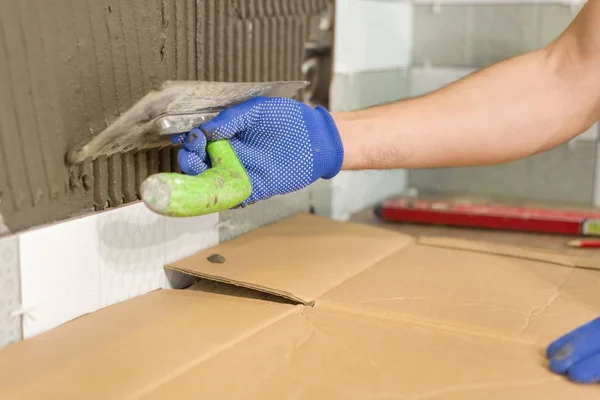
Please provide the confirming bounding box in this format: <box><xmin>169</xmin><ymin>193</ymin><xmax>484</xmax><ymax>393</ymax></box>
<box><xmin>0</xmin><ymin>0</ymin><xmax>331</xmax><ymax>235</ymax></box>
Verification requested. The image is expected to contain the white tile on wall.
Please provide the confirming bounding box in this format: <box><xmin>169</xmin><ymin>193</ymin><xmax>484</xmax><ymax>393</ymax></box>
<box><xmin>164</xmin><ymin>213</ymin><xmax>219</xmax><ymax>289</ymax></box>
<box><xmin>18</xmin><ymin>202</ymin><xmax>219</xmax><ymax>339</ymax></box>
<box><xmin>165</xmin><ymin>214</ymin><xmax>219</xmax><ymax>264</ymax></box>
<box><xmin>97</xmin><ymin>203</ymin><xmax>167</xmax><ymax>307</ymax></box>
<box><xmin>19</xmin><ymin>214</ymin><xmax>102</xmax><ymax>339</ymax></box>
<box><xmin>334</xmin><ymin>0</ymin><xmax>413</xmax><ymax>74</ymax></box>
<box><xmin>331</xmin><ymin>170</ymin><xmax>407</xmax><ymax>221</ymax></box>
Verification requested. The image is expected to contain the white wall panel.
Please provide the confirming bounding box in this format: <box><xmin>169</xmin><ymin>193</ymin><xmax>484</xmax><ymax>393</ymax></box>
<box><xmin>19</xmin><ymin>214</ymin><xmax>102</xmax><ymax>338</ymax></box>
<box><xmin>331</xmin><ymin>170</ymin><xmax>407</xmax><ymax>221</ymax></box>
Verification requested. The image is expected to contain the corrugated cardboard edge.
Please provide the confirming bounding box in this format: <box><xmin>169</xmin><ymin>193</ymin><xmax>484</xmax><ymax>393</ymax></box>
<box><xmin>417</xmin><ymin>236</ymin><xmax>600</xmax><ymax>271</ymax></box>
<box><xmin>166</xmin><ymin>267</ymin><xmax>310</xmax><ymax>305</ymax></box>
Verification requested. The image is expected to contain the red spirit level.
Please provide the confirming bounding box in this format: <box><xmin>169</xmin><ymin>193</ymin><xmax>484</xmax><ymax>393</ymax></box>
<box><xmin>376</xmin><ymin>196</ymin><xmax>600</xmax><ymax>236</ymax></box>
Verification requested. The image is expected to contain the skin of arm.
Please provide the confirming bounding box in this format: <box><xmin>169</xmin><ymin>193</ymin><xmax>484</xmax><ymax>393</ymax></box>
<box><xmin>334</xmin><ymin>0</ymin><xmax>600</xmax><ymax>171</ymax></box>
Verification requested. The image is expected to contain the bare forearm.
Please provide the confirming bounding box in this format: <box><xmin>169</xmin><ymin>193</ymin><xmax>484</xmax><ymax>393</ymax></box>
<box><xmin>335</xmin><ymin>1</ymin><xmax>600</xmax><ymax>170</ymax></box>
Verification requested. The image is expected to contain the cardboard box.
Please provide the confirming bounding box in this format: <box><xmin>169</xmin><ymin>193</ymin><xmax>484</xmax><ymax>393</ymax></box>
<box><xmin>1</xmin><ymin>213</ymin><xmax>599</xmax><ymax>398</ymax></box>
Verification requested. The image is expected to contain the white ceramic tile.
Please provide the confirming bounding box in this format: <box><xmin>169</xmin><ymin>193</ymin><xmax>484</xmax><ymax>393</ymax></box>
<box><xmin>409</xmin><ymin>66</ymin><xmax>476</xmax><ymax>97</ymax></box>
<box><xmin>164</xmin><ymin>213</ymin><xmax>219</xmax><ymax>289</ymax></box>
<box><xmin>331</xmin><ymin>170</ymin><xmax>407</xmax><ymax>221</ymax></box>
<box><xmin>19</xmin><ymin>214</ymin><xmax>102</xmax><ymax>339</ymax></box>
<box><xmin>97</xmin><ymin>203</ymin><xmax>166</xmax><ymax>307</ymax></box>
<box><xmin>164</xmin><ymin>214</ymin><xmax>219</xmax><ymax>263</ymax></box>
<box><xmin>334</xmin><ymin>0</ymin><xmax>413</xmax><ymax>74</ymax></box>
<box><xmin>17</xmin><ymin>200</ymin><xmax>221</xmax><ymax>339</ymax></box>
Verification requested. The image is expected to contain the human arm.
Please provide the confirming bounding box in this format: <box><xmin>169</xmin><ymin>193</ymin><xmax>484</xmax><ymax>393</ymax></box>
<box><xmin>335</xmin><ymin>0</ymin><xmax>600</xmax><ymax>170</ymax></box>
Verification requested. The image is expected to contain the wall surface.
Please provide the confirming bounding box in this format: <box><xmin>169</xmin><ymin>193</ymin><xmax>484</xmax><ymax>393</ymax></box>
<box><xmin>14</xmin><ymin>202</ymin><xmax>218</xmax><ymax>340</ymax></box>
<box><xmin>318</xmin><ymin>0</ymin><xmax>413</xmax><ymax>220</ymax></box>
<box><xmin>0</xmin><ymin>0</ymin><xmax>331</xmax><ymax>348</ymax></box>
<box><xmin>407</xmin><ymin>1</ymin><xmax>599</xmax><ymax>206</ymax></box>
<box><xmin>0</xmin><ymin>0</ymin><xmax>330</xmax><ymax>236</ymax></box>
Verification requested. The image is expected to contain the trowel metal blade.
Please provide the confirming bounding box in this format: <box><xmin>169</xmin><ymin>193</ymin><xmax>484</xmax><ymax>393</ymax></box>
<box><xmin>67</xmin><ymin>80</ymin><xmax>308</xmax><ymax>164</ymax></box>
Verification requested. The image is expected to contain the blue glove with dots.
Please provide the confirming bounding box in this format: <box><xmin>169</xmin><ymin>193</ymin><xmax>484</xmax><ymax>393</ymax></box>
<box><xmin>546</xmin><ymin>316</ymin><xmax>600</xmax><ymax>384</ymax></box>
<box><xmin>171</xmin><ymin>96</ymin><xmax>344</xmax><ymax>206</ymax></box>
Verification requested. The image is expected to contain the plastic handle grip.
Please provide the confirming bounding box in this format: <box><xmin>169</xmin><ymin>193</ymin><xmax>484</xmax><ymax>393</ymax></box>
<box><xmin>140</xmin><ymin>139</ymin><xmax>252</xmax><ymax>217</ymax></box>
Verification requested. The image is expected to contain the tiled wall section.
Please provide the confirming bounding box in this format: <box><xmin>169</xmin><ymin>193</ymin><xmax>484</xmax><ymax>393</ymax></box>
<box><xmin>334</xmin><ymin>0</ymin><xmax>413</xmax><ymax>74</ymax></box>
<box><xmin>412</xmin><ymin>3</ymin><xmax>583</xmax><ymax>68</ymax></box>
<box><xmin>323</xmin><ymin>68</ymin><xmax>410</xmax><ymax>220</ymax></box>
<box><xmin>16</xmin><ymin>202</ymin><xmax>218</xmax><ymax>339</ymax></box>
<box><xmin>409</xmin><ymin>140</ymin><xmax>597</xmax><ymax>205</ymax></box>
<box><xmin>319</xmin><ymin>0</ymin><xmax>413</xmax><ymax>220</ymax></box>
<box><xmin>408</xmin><ymin>66</ymin><xmax>598</xmax><ymax>205</ymax></box>
<box><xmin>330</xmin><ymin>69</ymin><xmax>410</xmax><ymax>112</ymax></box>
<box><xmin>408</xmin><ymin>3</ymin><xmax>599</xmax><ymax>206</ymax></box>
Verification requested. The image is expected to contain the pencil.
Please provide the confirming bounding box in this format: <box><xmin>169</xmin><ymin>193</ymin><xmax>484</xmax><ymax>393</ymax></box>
<box><xmin>567</xmin><ymin>239</ymin><xmax>600</xmax><ymax>248</ymax></box>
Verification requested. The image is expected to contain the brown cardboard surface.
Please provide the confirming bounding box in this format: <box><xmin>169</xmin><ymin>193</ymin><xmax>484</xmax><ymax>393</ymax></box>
<box><xmin>418</xmin><ymin>236</ymin><xmax>600</xmax><ymax>271</ymax></box>
<box><xmin>0</xmin><ymin>213</ymin><xmax>599</xmax><ymax>399</ymax></box>
<box><xmin>167</xmin><ymin>213</ymin><xmax>412</xmax><ymax>304</ymax></box>
<box><xmin>0</xmin><ymin>282</ymin><xmax>297</xmax><ymax>399</ymax></box>
<box><xmin>144</xmin><ymin>308</ymin><xmax>598</xmax><ymax>399</ymax></box>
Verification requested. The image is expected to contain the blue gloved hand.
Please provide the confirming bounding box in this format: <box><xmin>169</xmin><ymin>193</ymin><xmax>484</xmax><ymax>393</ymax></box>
<box><xmin>546</xmin><ymin>317</ymin><xmax>600</xmax><ymax>383</ymax></box>
<box><xmin>171</xmin><ymin>96</ymin><xmax>344</xmax><ymax>206</ymax></box>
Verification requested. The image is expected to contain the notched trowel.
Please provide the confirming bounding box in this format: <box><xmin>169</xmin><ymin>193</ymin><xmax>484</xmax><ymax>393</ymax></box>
<box><xmin>67</xmin><ymin>80</ymin><xmax>309</xmax><ymax>217</ymax></box>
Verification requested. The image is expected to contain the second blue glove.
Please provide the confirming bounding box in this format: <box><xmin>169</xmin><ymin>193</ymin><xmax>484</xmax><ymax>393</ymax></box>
<box><xmin>547</xmin><ymin>316</ymin><xmax>600</xmax><ymax>384</ymax></box>
<box><xmin>171</xmin><ymin>96</ymin><xmax>344</xmax><ymax>206</ymax></box>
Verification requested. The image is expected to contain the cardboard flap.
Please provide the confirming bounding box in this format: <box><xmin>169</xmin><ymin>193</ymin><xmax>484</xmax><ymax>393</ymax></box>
<box><xmin>167</xmin><ymin>213</ymin><xmax>413</xmax><ymax>304</ymax></box>
<box><xmin>320</xmin><ymin>241</ymin><xmax>600</xmax><ymax>342</ymax></box>
<box><xmin>418</xmin><ymin>236</ymin><xmax>600</xmax><ymax>271</ymax></box>
<box><xmin>0</xmin><ymin>285</ymin><xmax>297</xmax><ymax>400</ymax></box>
<box><xmin>133</xmin><ymin>307</ymin><xmax>600</xmax><ymax>399</ymax></box>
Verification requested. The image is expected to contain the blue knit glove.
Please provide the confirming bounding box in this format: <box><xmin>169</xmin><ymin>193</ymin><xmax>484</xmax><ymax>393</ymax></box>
<box><xmin>547</xmin><ymin>317</ymin><xmax>600</xmax><ymax>383</ymax></box>
<box><xmin>170</xmin><ymin>97</ymin><xmax>343</xmax><ymax>206</ymax></box>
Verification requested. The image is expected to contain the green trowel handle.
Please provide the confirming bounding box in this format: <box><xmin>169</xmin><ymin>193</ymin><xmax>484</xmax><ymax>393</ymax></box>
<box><xmin>140</xmin><ymin>139</ymin><xmax>252</xmax><ymax>217</ymax></box>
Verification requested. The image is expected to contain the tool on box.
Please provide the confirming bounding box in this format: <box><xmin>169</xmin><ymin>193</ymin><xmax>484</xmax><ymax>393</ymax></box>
<box><xmin>376</xmin><ymin>196</ymin><xmax>600</xmax><ymax>236</ymax></box>
<box><xmin>67</xmin><ymin>80</ymin><xmax>308</xmax><ymax>217</ymax></box>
